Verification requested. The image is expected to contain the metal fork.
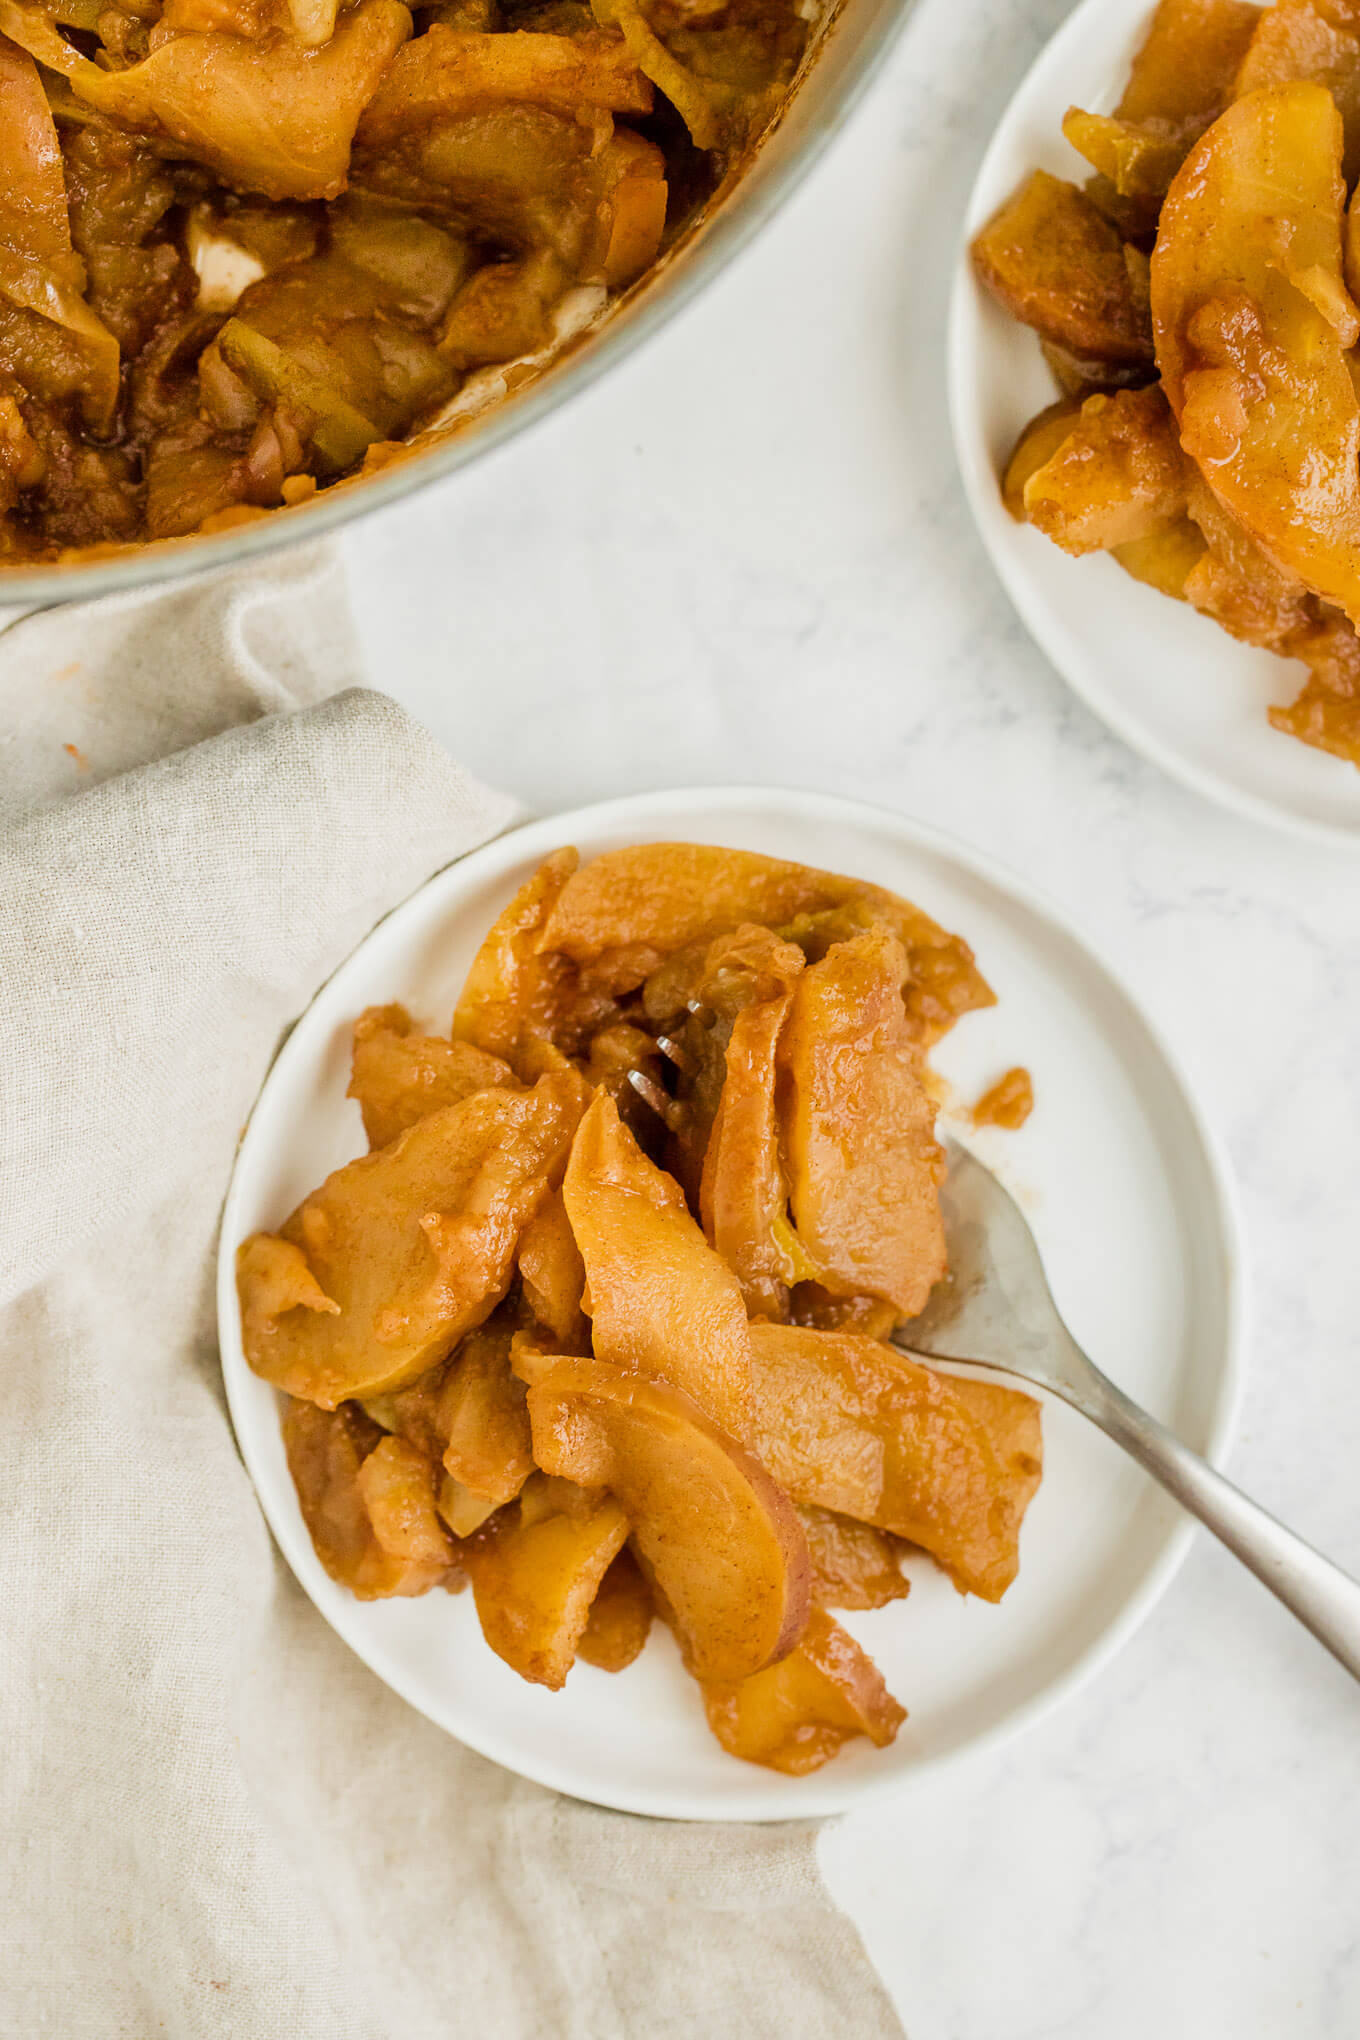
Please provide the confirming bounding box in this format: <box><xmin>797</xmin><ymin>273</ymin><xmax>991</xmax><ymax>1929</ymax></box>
<box><xmin>895</xmin><ymin>1138</ymin><xmax>1360</xmax><ymax>1683</ymax></box>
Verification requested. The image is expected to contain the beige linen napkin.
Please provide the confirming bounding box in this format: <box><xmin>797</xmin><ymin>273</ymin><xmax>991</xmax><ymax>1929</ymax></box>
<box><xmin>0</xmin><ymin>551</ymin><xmax>903</xmax><ymax>2040</ymax></box>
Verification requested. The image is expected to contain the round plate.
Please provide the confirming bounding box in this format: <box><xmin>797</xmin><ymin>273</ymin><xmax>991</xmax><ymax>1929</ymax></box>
<box><xmin>948</xmin><ymin>0</ymin><xmax>1360</xmax><ymax>849</ymax></box>
<box><xmin>218</xmin><ymin>786</ymin><xmax>1245</xmax><ymax>1820</ymax></box>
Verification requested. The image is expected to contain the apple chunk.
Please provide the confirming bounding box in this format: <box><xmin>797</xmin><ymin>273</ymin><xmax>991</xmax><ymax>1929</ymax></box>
<box><xmin>700</xmin><ymin>1608</ymin><xmax>905</xmax><ymax>1775</ymax></box>
<box><xmin>462</xmin><ymin>1474</ymin><xmax>629</xmax><ymax>1690</ymax></box>
<box><xmin>348</xmin><ymin>1002</ymin><xmax>518</xmax><ymax>1149</ymax></box>
<box><xmin>282</xmin><ymin>1400</ymin><xmax>456</xmax><ymax>1600</ymax></box>
<box><xmin>536</xmin><ymin>842</ymin><xmax>991</xmax><ymax>1037</ymax></box>
<box><xmin>698</xmin><ymin>973</ymin><xmax>800</xmax><ymax>1319</ymax></box>
<box><xmin>748</xmin><ymin>1324</ymin><xmax>1042</xmax><ymax>1602</ymax></box>
<box><xmin>1151</xmin><ymin>82</ymin><xmax>1360</xmax><ymax>624</ymax></box>
<box><xmin>522</xmin><ymin>1354</ymin><xmax>810</xmax><ymax>1683</ymax></box>
<box><xmin>237</xmin><ymin>1071</ymin><xmax>581</xmax><ymax>1408</ymax></box>
<box><xmin>799</xmin><ymin>1507</ymin><xmax>910</xmax><ymax>1612</ymax></box>
<box><xmin>577</xmin><ymin>1546</ymin><xmax>654</xmax><ymax>1672</ymax></box>
<box><xmin>452</xmin><ymin>847</ymin><xmax>579</xmax><ymax>1071</ymax></box>
<box><xmin>562</xmin><ymin>1090</ymin><xmax>755</xmax><ymax>1439</ymax></box>
<box><xmin>777</xmin><ymin>927</ymin><xmax>947</xmax><ymax>1322</ymax></box>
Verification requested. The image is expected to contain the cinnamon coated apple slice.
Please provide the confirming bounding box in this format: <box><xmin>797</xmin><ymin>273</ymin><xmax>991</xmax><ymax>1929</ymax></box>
<box><xmin>577</xmin><ymin>1546</ymin><xmax>654</xmax><ymax>1672</ymax></box>
<box><xmin>777</xmin><ymin>927</ymin><xmax>947</xmax><ymax>1322</ymax></box>
<box><xmin>536</xmin><ymin>842</ymin><xmax>991</xmax><ymax>1033</ymax></box>
<box><xmin>1151</xmin><ymin>82</ymin><xmax>1360</xmax><ymax>624</ymax></box>
<box><xmin>516</xmin><ymin>1189</ymin><xmax>587</xmax><ymax>1347</ymax></box>
<box><xmin>237</xmin><ymin>1070</ymin><xmax>581</xmax><ymax>1408</ymax></box>
<box><xmin>700</xmin><ymin>1607</ymin><xmax>905</xmax><ymax>1775</ymax></box>
<box><xmin>452</xmin><ymin>848</ymin><xmax>579</xmax><ymax>1071</ymax></box>
<box><xmin>748</xmin><ymin>1324</ymin><xmax>1042</xmax><ymax>1602</ymax></box>
<box><xmin>348</xmin><ymin>1002</ymin><xmax>519</xmax><ymax>1149</ymax></box>
<box><xmin>562</xmin><ymin>1090</ymin><xmax>755</xmax><ymax>1439</ymax></box>
<box><xmin>699</xmin><ymin>970</ymin><xmax>801</xmax><ymax>1320</ymax></box>
<box><xmin>521</xmin><ymin>1354</ymin><xmax>810</xmax><ymax>1683</ymax></box>
<box><xmin>282</xmin><ymin>1400</ymin><xmax>457</xmax><ymax>1600</ymax></box>
<box><xmin>462</xmin><ymin>1473</ymin><xmax>629</xmax><ymax>1690</ymax></box>
<box><xmin>798</xmin><ymin>1507</ymin><xmax>910</xmax><ymax>1612</ymax></box>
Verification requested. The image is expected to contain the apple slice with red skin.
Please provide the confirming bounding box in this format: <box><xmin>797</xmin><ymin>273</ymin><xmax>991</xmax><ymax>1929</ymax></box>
<box><xmin>520</xmin><ymin>1352</ymin><xmax>810</xmax><ymax>1683</ymax></box>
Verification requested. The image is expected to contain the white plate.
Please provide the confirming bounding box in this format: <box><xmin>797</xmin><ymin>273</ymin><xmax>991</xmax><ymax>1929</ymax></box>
<box><xmin>948</xmin><ymin>0</ymin><xmax>1360</xmax><ymax>849</ymax></box>
<box><xmin>218</xmin><ymin>786</ymin><xmax>1245</xmax><ymax>1820</ymax></box>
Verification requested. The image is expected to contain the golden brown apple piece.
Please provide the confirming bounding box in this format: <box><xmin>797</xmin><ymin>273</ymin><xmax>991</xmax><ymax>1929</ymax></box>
<box><xmin>0</xmin><ymin>0</ymin><xmax>411</xmax><ymax>203</ymax></box>
<box><xmin>537</xmin><ymin>843</ymin><xmax>992</xmax><ymax>1041</ymax></box>
<box><xmin>282</xmin><ymin>1399</ymin><xmax>456</xmax><ymax>1600</ymax></box>
<box><xmin>1062</xmin><ymin>109</ymin><xmax>1191</xmax><ymax>203</ymax></box>
<box><xmin>748</xmin><ymin>1324</ymin><xmax>1042</xmax><ymax>1602</ymax></box>
<box><xmin>700</xmin><ymin>1608</ymin><xmax>905</xmax><ymax>1775</ymax></box>
<box><xmin>699</xmin><ymin>965</ymin><xmax>800</xmax><ymax>1319</ymax></box>
<box><xmin>562</xmin><ymin>1090</ymin><xmax>755</xmax><ymax>1439</ymax></box>
<box><xmin>1181</xmin><ymin>474</ymin><xmax>1318</xmax><ymax>650</ymax></box>
<box><xmin>452</xmin><ymin>848</ymin><xmax>579</xmax><ymax>1072</ymax></box>
<box><xmin>359</xmin><ymin>1360</ymin><xmax>455</xmax><ymax>1463</ymax></box>
<box><xmin>348</xmin><ymin>1002</ymin><xmax>518</xmax><ymax>1149</ymax></box>
<box><xmin>799</xmin><ymin>1507</ymin><xmax>910</xmax><ymax>1612</ymax></box>
<box><xmin>438</xmin><ymin>1320</ymin><xmax>536</xmax><ymax>1520</ymax></box>
<box><xmin>1061</xmin><ymin>0</ymin><xmax>1258</xmax><ymax>205</ymax></box>
<box><xmin>522</xmin><ymin>1353</ymin><xmax>810</xmax><ymax>1682</ymax></box>
<box><xmin>1117</xmin><ymin>0</ymin><xmax>1261</xmax><ymax>125</ymax></box>
<box><xmin>1001</xmin><ymin>398</ymin><xmax>1084</xmax><ymax>518</ymax></box>
<box><xmin>1235</xmin><ymin>0</ymin><xmax>1360</xmax><ymax>185</ymax></box>
<box><xmin>791</xmin><ymin>1287</ymin><xmax>901</xmax><ymax>1340</ymax></box>
<box><xmin>577</xmin><ymin>1546</ymin><xmax>654</xmax><ymax>1671</ymax></box>
<box><xmin>1112</xmin><ymin>520</ymin><xmax>1210</xmax><ymax>600</ymax></box>
<box><xmin>1151</xmin><ymin>83</ymin><xmax>1360</xmax><ymax>626</ymax></box>
<box><xmin>971</xmin><ymin>171</ymin><xmax>1155</xmax><ymax>365</ymax></box>
<box><xmin>363</xmin><ymin>1315</ymin><xmax>536</xmax><ymax>1539</ymax></box>
<box><xmin>777</xmin><ymin>927</ymin><xmax>946</xmax><ymax>1323</ymax></box>
<box><xmin>357</xmin><ymin>23</ymin><xmax>653</xmax><ymax>131</ymax></box>
<box><xmin>1270</xmin><ymin>617</ymin><xmax>1360</xmax><ymax>763</ymax></box>
<box><xmin>236</xmin><ymin>1070</ymin><xmax>581</xmax><ymax>1408</ymax></box>
<box><xmin>462</xmin><ymin>1473</ymin><xmax>629</xmax><ymax>1689</ymax></box>
<box><xmin>517</xmin><ymin>1189</ymin><xmax>587</xmax><ymax>1348</ymax></box>
<box><xmin>1021</xmin><ymin>384</ymin><xmax>1191</xmax><ymax>556</ymax></box>
<box><xmin>781</xmin><ymin>901</ymin><xmax>994</xmax><ymax>1050</ymax></box>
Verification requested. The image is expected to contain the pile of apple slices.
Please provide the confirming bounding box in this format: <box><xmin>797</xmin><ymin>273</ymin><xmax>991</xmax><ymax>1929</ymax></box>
<box><xmin>238</xmin><ymin>844</ymin><xmax>1043</xmax><ymax>1775</ymax></box>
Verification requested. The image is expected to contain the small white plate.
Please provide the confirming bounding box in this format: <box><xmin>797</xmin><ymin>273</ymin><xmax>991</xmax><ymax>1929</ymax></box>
<box><xmin>218</xmin><ymin>786</ymin><xmax>1245</xmax><ymax>1820</ymax></box>
<box><xmin>948</xmin><ymin>0</ymin><xmax>1360</xmax><ymax>849</ymax></box>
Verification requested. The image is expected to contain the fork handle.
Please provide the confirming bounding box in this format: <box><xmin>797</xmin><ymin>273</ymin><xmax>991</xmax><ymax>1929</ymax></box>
<box><xmin>1068</xmin><ymin>1362</ymin><xmax>1360</xmax><ymax>1683</ymax></box>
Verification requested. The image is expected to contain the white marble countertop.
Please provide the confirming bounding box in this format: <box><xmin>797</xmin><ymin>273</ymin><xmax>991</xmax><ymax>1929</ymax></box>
<box><xmin>341</xmin><ymin>0</ymin><xmax>1360</xmax><ymax>2029</ymax></box>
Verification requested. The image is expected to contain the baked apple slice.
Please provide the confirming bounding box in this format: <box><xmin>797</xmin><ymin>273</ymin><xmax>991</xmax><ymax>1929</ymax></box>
<box><xmin>283</xmin><ymin>1400</ymin><xmax>456</xmax><ymax>1600</ymax></box>
<box><xmin>348</xmin><ymin>1002</ymin><xmax>518</xmax><ymax>1149</ymax></box>
<box><xmin>462</xmin><ymin>1474</ymin><xmax>629</xmax><ymax>1689</ymax></box>
<box><xmin>536</xmin><ymin>842</ymin><xmax>991</xmax><ymax>1037</ymax></box>
<box><xmin>1115</xmin><ymin>0</ymin><xmax>1259</xmax><ymax>127</ymax></box>
<box><xmin>237</xmin><ymin>1070</ymin><xmax>581</xmax><ymax>1408</ymax></box>
<box><xmin>577</xmin><ymin>1546</ymin><xmax>654</xmax><ymax>1671</ymax></box>
<box><xmin>522</xmin><ymin>1354</ymin><xmax>810</xmax><ymax>1683</ymax></box>
<box><xmin>562</xmin><ymin>1090</ymin><xmax>755</xmax><ymax>1439</ymax></box>
<box><xmin>970</xmin><ymin>171</ymin><xmax>1155</xmax><ymax>364</ymax></box>
<box><xmin>700</xmin><ymin>1607</ymin><xmax>905</xmax><ymax>1775</ymax></box>
<box><xmin>799</xmin><ymin>1507</ymin><xmax>910</xmax><ymax>1612</ymax></box>
<box><xmin>1151</xmin><ymin>82</ymin><xmax>1360</xmax><ymax>624</ymax></box>
<box><xmin>777</xmin><ymin>927</ymin><xmax>947</xmax><ymax>1322</ymax></box>
<box><xmin>1235</xmin><ymin>0</ymin><xmax>1360</xmax><ymax>186</ymax></box>
<box><xmin>699</xmin><ymin>970</ymin><xmax>800</xmax><ymax>1319</ymax></box>
<box><xmin>452</xmin><ymin>848</ymin><xmax>579</xmax><ymax>1071</ymax></box>
<box><xmin>1021</xmin><ymin>384</ymin><xmax>1191</xmax><ymax>555</ymax></box>
<box><xmin>748</xmin><ymin>1324</ymin><xmax>1042</xmax><ymax>1602</ymax></box>
<box><xmin>516</xmin><ymin>1189</ymin><xmax>587</xmax><ymax>1347</ymax></box>
<box><xmin>438</xmin><ymin>1320</ymin><xmax>535</xmax><ymax>1514</ymax></box>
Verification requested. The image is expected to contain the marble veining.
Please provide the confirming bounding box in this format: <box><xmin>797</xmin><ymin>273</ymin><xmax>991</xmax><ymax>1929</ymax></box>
<box><xmin>343</xmin><ymin>0</ymin><xmax>1360</xmax><ymax>2027</ymax></box>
